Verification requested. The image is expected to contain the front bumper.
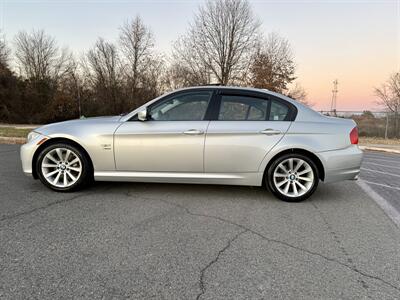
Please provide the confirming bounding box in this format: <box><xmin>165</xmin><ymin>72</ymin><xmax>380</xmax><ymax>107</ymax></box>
<box><xmin>20</xmin><ymin>133</ymin><xmax>48</xmax><ymax>177</ymax></box>
<box><xmin>318</xmin><ymin>145</ymin><xmax>363</xmax><ymax>183</ymax></box>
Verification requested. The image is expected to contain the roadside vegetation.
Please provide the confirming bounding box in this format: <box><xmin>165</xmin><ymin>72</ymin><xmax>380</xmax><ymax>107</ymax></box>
<box><xmin>351</xmin><ymin>111</ymin><xmax>399</xmax><ymax>139</ymax></box>
<box><xmin>0</xmin><ymin>0</ymin><xmax>398</xmax><ymax>139</ymax></box>
<box><xmin>0</xmin><ymin>127</ymin><xmax>31</xmax><ymax>138</ymax></box>
<box><xmin>0</xmin><ymin>0</ymin><xmax>307</xmax><ymax>125</ymax></box>
<box><xmin>359</xmin><ymin>137</ymin><xmax>400</xmax><ymax>146</ymax></box>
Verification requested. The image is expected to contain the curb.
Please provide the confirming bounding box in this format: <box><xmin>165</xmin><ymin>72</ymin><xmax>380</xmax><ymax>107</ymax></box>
<box><xmin>0</xmin><ymin>137</ymin><xmax>26</xmax><ymax>144</ymax></box>
<box><xmin>359</xmin><ymin>146</ymin><xmax>400</xmax><ymax>154</ymax></box>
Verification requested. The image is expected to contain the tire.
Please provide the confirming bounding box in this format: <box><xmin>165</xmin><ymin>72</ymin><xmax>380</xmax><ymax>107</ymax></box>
<box><xmin>36</xmin><ymin>142</ymin><xmax>92</xmax><ymax>192</ymax></box>
<box><xmin>266</xmin><ymin>153</ymin><xmax>319</xmax><ymax>202</ymax></box>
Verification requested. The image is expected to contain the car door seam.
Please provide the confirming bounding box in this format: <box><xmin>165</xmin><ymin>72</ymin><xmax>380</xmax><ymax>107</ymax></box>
<box><xmin>203</xmin><ymin>120</ymin><xmax>211</xmax><ymax>173</ymax></box>
<box><xmin>112</xmin><ymin>121</ymin><xmax>125</xmax><ymax>171</ymax></box>
<box><xmin>257</xmin><ymin>121</ymin><xmax>293</xmax><ymax>172</ymax></box>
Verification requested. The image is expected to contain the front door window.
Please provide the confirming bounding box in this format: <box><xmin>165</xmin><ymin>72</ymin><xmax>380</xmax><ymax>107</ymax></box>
<box><xmin>149</xmin><ymin>91</ymin><xmax>212</xmax><ymax>121</ymax></box>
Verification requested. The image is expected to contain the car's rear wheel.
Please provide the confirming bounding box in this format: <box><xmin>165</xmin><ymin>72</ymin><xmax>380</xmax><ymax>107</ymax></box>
<box><xmin>36</xmin><ymin>143</ymin><xmax>92</xmax><ymax>192</ymax></box>
<box><xmin>266</xmin><ymin>153</ymin><xmax>319</xmax><ymax>202</ymax></box>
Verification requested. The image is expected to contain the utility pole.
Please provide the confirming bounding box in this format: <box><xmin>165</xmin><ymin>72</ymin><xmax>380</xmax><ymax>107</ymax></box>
<box><xmin>330</xmin><ymin>79</ymin><xmax>338</xmax><ymax>116</ymax></box>
<box><xmin>77</xmin><ymin>79</ymin><xmax>82</xmax><ymax>118</ymax></box>
<box><xmin>73</xmin><ymin>74</ymin><xmax>82</xmax><ymax>118</ymax></box>
<box><xmin>385</xmin><ymin>112</ymin><xmax>389</xmax><ymax>140</ymax></box>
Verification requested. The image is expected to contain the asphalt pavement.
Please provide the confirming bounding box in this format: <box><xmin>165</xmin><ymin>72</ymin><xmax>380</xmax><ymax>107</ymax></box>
<box><xmin>1</xmin><ymin>144</ymin><xmax>400</xmax><ymax>299</ymax></box>
<box><xmin>359</xmin><ymin>151</ymin><xmax>400</xmax><ymax>211</ymax></box>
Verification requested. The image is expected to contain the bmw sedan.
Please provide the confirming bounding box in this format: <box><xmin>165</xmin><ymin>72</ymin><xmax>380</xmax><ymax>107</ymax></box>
<box><xmin>21</xmin><ymin>86</ymin><xmax>363</xmax><ymax>202</ymax></box>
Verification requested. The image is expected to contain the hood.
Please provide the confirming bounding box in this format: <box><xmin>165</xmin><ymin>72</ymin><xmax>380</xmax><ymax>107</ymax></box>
<box><xmin>34</xmin><ymin>115</ymin><xmax>122</xmax><ymax>136</ymax></box>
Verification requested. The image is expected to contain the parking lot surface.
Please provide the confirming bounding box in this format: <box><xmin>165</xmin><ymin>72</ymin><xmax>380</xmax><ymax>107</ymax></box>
<box><xmin>360</xmin><ymin>151</ymin><xmax>400</xmax><ymax>212</ymax></box>
<box><xmin>1</xmin><ymin>144</ymin><xmax>400</xmax><ymax>299</ymax></box>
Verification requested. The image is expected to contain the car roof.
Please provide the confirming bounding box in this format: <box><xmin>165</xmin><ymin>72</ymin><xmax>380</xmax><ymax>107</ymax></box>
<box><xmin>176</xmin><ymin>85</ymin><xmax>269</xmax><ymax>93</ymax></box>
<box><xmin>174</xmin><ymin>85</ymin><xmax>298</xmax><ymax>106</ymax></box>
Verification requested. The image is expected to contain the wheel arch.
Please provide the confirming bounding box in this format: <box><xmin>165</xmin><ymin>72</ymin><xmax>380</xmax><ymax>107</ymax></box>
<box><xmin>262</xmin><ymin>148</ymin><xmax>325</xmax><ymax>185</ymax></box>
<box><xmin>32</xmin><ymin>137</ymin><xmax>94</xmax><ymax>179</ymax></box>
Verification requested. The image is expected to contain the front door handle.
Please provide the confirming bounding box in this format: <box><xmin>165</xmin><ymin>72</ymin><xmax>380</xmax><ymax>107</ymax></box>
<box><xmin>183</xmin><ymin>129</ymin><xmax>204</xmax><ymax>135</ymax></box>
<box><xmin>260</xmin><ymin>128</ymin><xmax>281</xmax><ymax>135</ymax></box>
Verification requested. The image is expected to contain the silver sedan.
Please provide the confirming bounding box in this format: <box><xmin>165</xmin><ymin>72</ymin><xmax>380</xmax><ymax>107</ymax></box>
<box><xmin>20</xmin><ymin>86</ymin><xmax>363</xmax><ymax>202</ymax></box>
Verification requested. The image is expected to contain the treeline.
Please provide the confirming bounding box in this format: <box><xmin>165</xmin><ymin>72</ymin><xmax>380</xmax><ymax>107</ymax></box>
<box><xmin>0</xmin><ymin>0</ymin><xmax>307</xmax><ymax>124</ymax></box>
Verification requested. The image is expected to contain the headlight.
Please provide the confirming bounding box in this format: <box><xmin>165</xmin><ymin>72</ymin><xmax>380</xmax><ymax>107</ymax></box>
<box><xmin>27</xmin><ymin>131</ymin><xmax>40</xmax><ymax>142</ymax></box>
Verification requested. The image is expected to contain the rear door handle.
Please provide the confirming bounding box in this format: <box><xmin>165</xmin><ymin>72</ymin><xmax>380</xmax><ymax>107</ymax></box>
<box><xmin>183</xmin><ymin>129</ymin><xmax>204</xmax><ymax>135</ymax></box>
<box><xmin>260</xmin><ymin>128</ymin><xmax>281</xmax><ymax>135</ymax></box>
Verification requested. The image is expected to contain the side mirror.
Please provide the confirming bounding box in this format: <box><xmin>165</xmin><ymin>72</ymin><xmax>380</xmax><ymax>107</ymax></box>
<box><xmin>138</xmin><ymin>108</ymin><xmax>148</xmax><ymax>121</ymax></box>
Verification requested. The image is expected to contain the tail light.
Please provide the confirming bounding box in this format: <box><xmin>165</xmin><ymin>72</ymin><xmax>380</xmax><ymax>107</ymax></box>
<box><xmin>350</xmin><ymin>127</ymin><xmax>358</xmax><ymax>144</ymax></box>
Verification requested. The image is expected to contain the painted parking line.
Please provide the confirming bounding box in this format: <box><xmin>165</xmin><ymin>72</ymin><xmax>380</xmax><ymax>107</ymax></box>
<box><xmin>357</xmin><ymin>180</ymin><xmax>400</xmax><ymax>228</ymax></box>
<box><xmin>364</xmin><ymin>152</ymin><xmax>400</xmax><ymax>161</ymax></box>
<box><xmin>361</xmin><ymin>168</ymin><xmax>400</xmax><ymax>178</ymax></box>
<box><xmin>362</xmin><ymin>162</ymin><xmax>400</xmax><ymax>170</ymax></box>
<box><xmin>363</xmin><ymin>157</ymin><xmax>400</xmax><ymax>165</ymax></box>
<box><xmin>360</xmin><ymin>179</ymin><xmax>400</xmax><ymax>191</ymax></box>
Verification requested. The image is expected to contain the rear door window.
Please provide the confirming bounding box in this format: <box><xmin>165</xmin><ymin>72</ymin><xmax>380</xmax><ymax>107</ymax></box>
<box><xmin>218</xmin><ymin>95</ymin><xmax>269</xmax><ymax>121</ymax></box>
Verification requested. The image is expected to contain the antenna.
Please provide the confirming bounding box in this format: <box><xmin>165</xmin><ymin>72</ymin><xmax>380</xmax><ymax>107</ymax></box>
<box><xmin>330</xmin><ymin>79</ymin><xmax>338</xmax><ymax>115</ymax></box>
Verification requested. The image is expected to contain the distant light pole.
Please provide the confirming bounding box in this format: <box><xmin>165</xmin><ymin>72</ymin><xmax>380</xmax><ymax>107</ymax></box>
<box><xmin>74</xmin><ymin>75</ymin><xmax>82</xmax><ymax>118</ymax></box>
<box><xmin>77</xmin><ymin>80</ymin><xmax>82</xmax><ymax>118</ymax></box>
<box><xmin>330</xmin><ymin>79</ymin><xmax>338</xmax><ymax>116</ymax></box>
<box><xmin>385</xmin><ymin>112</ymin><xmax>389</xmax><ymax>140</ymax></box>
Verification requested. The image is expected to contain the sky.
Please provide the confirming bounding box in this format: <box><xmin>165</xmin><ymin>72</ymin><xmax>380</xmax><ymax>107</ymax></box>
<box><xmin>0</xmin><ymin>0</ymin><xmax>399</xmax><ymax>111</ymax></box>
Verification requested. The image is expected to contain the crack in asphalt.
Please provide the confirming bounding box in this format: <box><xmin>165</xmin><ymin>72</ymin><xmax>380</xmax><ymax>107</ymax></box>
<box><xmin>123</xmin><ymin>192</ymin><xmax>400</xmax><ymax>294</ymax></box>
<box><xmin>310</xmin><ymin>202</ymin><xmax>371</xmax><ymax>293</ymax></box>
<box><xmin>2</xmin><ymin>185</ymin><xmax>398</xmax><ymax>295</ymax></box>
<box><xmin>0</xmin><ymin>193</ymin><xmax>88</xmax><ymax>223</ymax></box>
<box><xmin>0</xmin><ymin>187</ymin><xmax>111</xmax><ymax>223</ymax></box>
<box><xmin>196</xmin><ymin>229</ymin><xmax>248</xmax><ymax>300</ymax></box>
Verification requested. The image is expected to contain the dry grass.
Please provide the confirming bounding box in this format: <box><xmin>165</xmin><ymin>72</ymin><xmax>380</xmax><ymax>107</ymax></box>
<box><xmin>359</xmin><ymin>137</ymin><xmax>400</xmax><ymax>145</ymax></box>
<box><xmin>0</xmin><ymin>127</ymin><xmax>31</xmax><ymax>138</ymax></box>
<box><xmin>0</xmin><ymin>137</ymin><xmax>26</xmax><ymax>144</ymax></box>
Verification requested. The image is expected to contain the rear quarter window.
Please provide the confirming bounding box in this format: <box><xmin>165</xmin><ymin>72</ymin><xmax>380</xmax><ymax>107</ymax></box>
<box><xmin>269</xmin><ymin>100</ymin><xmax>289</xmax><ymax>121</ymax></box>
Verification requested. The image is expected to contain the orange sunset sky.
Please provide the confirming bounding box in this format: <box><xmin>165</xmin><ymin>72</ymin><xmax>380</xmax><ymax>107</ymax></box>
<box><xmin>1</xmin><ymin>0</ymin><xmax>399</xmax><ymax>111</ymax></box>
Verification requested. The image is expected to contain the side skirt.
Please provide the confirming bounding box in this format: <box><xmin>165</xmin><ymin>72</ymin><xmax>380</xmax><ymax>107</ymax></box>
<box><xmin>94</xmin><ymin>171</ymin><xmax>263</xmax><ymax>186</ymax></box>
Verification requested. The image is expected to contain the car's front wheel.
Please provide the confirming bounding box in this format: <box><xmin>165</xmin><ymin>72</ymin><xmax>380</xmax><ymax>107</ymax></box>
<box><xmin>36</xmin><ymin>143</ymin><xmax>92</xmax><ymax>192</ymax></box>
<box><xmin>266</xmin><ymin>153</ymin><xmax>319</xmax><ymax>202</ymax></box>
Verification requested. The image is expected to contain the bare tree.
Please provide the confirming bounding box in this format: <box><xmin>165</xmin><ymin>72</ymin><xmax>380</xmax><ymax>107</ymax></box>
<box><xmin>14</xmin><ymin>29</ymin><xmax>73</xmax><ymax>82</ymax></box>
<box><xmin>285</xmin><ymin>82</ymin><xmax>313</xmax><ymax>106</ymax></box>
<box><xmin>119</xmin><ymin>16</ymin><xmax>154</xmax><ymax>90</ymax></box>
<box><xmin>85</xmin><ymin>38</ymin><xmax>123</xmax><ymax>114</ymax></box>
<box><xmin>375</xmin><ymin>72</ymin><xmax>400</xmax><ymax>137</ymax></box>
<box><xmin>141</xmin><ymin>53</ymin><xmax>165</xmax><ymax>98</ymax></box>
<box><xmin>0</xmin><ymin>32</ymin><xmax>10</xmax><ymax>67</ymax></box>
<box><xmin>119</xmin><ymin>16</ymin><xmax>165</xmax><ymax>109</ymax></box>
<box><xmin>248</xmin><ymin>32</ymin><xmax>295</xmax><ymax>92</ymax></box>
<box><xmin>171</xmin><ymin>38</ymin><xmax>212</xmax><ymax>87</ymax></box>
<box><xmin>173</xmin><ymin>0</ymin><xmax>260</xmax><ymax>85</ymax></box>
<box><xmin>164</xmin><ymin>59</ymin><xmax>210</xmax><ymax>90</ymax></box>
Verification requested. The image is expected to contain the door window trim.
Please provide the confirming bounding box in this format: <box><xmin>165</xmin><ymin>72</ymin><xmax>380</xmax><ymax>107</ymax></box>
<box><xmin>127</xmin><ymin>88</ymin><xmax>298</xmax><ymax>122</ymax></box>
<box><xmin>214</xmin><ymin>94</ymin><xmax>271</xmax><ymax>121</ymax></box>
<box><xmin>128</xmin><ymin>88</ymin><xmax>217</xmax><ymax>121</ymax></box>
<box><xmin>208</xmin><ymin>89</ymin><xmax>297</xmax><ymax>121</ymax></box>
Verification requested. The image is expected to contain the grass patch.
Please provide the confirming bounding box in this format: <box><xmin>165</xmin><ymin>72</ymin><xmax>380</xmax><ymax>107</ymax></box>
<box><xmin>359</xmin><ymin>137</ymin><xmax>400</xmax><ymax>145</ymax></box>
<box><xmin>0</xmin><ymin>127</ymin><xmax>32</xmax><ymax>138</ymax></box>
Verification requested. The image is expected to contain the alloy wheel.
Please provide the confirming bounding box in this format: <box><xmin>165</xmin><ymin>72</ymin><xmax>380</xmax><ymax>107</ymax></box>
<box><xmin>41</xmin><ymin>148</ymin><xmax>82</xmax><ymax>188</ymax></box>
<box><xmin>273</xmin><ymin>158</ymin><xmax>314</xmax><ymax>198</ymax></box>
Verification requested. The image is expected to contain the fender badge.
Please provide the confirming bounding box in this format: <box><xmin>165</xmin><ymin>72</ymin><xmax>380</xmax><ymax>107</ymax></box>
<box><xmin>101</xmin><ymin>144</ymin><xmax>111</xmax><ymax>150</ymax></box>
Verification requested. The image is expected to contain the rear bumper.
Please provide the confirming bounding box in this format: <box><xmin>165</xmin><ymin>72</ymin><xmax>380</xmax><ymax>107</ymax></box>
<box><xmin>318</xmin><ymin>145</ymin><xmax>363</xmax><ymax>183</ymax></box>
